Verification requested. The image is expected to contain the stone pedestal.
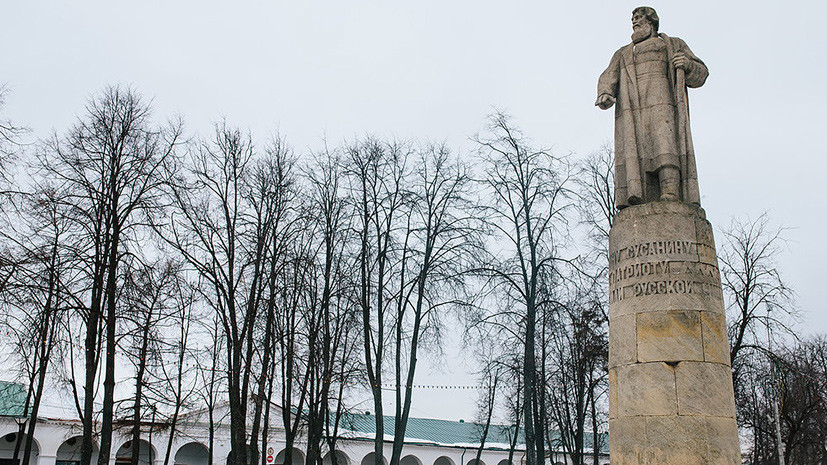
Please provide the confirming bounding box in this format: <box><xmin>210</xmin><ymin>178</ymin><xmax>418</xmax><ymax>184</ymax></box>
<box><xmin>608</xmin><ymin>201</ymin><xmax>741</xmax><ymax>464</ymax></box>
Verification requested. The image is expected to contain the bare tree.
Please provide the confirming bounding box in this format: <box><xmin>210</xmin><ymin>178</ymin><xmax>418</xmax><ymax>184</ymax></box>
<box><xmin>472</xmin><ymin>361</ymin><xmax>501</xmax><ymax>465</ymax></box>
<box><xmin>163</xmin><ymin>124</ymin><xmax>297</xmax><ymax>465</ymax></box>
<box><xmin>245</xmin><ymin>138</ymin><xmax>297</xmax><ymax>465</ymax></box>
<box><xmin>164</xmin><ymin>123</ymin><xmax>252</xmax><ymax>465</ymax></box>
<box><xmin>576</xmin><ymin>146</ymin><xmax>617</xmax><ymax>247</ymax></box>
<box><xmin>0</xmin><ymin>187</ymin><xmax>74</xmax><ymax>465</ymax></box>
<box><xmin>273</xmin><ymin>225</ymin><xmax>316</xmax><ymax>465</ymax></box>
<box><xmin>776</xmin><ymin>337</ymin><xmax>827</xmax><ymax>464</ymax></box>
<box><xmin>38</xmin><ymin>85</ymin><xmax>182</xmax><ymax>465</ymax></box>
<box><xmin>500</xmin><ymin>354</ymin><xmax>524</xmax><ymax>465</ymax></box>
<box><xmin>544</xmin><ymin>271</ymin><xmax>607</xmax><ymax>465</ymax></box>
<box><xmin>738</xmin><ymin>336</ymin><xmax>827</xmax><ymax>465</ymax></box>
<box><xmin>302</xmin><ymin>150</ymin><xmax>360</xmax><ymax>465</ymax></box>
<box><xmin>719</xmin><ymin>214</ymin><xmax>796</xmax><ymax>390</ymax></box>
<box><xmin>347</xmin><ymin>138</ymin><xmax>409</xmax><ymax>465</ymax></box>
<box><xmin>155</xmin><ymin>271</ymin><xmax>198</xmax><ymax>465</ymax></box>
<box><xmin>118</xmin><ymin>258</ymin><xmax>195</xmax><ymax>465</ymax></box>
<box><xmin>473</xmin><ymin>112</ymin><xmax>573</xmax><ymax>465</ymax></box>
<box><xmin>0</xmin><ymin>85</ymin><xmax>27</xmax><ymax>190</ymax></box>
<box><xmin>388</xmin><ymin>144</ymin><xmax>482</xmax><ymax>465</ymax></box>
<box><xmin>193</xmin><ymin>312</ymin><xmax>227</xmax><ymax>465</ymax></box>
<box><xmin>573</xmin><ymin>146</ymin><xmax>615</xmax><ymax>464</ymax></box>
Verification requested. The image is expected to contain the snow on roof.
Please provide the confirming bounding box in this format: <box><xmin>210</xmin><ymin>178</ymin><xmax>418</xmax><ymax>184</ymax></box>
<box><xmin>337</xmin><ymin>413</ymin><xmax>608</xmax><ymax>454</ymax></box>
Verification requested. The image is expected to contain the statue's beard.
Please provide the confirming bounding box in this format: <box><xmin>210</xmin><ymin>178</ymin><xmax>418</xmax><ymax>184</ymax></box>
<box><xmin>632</xmin><ymin>25</ymin><xmax>653</xmax><ymax>43</ymax></box>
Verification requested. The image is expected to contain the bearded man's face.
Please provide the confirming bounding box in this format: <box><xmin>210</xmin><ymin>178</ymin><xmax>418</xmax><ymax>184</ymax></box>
<box><xmin>631</xmin><ymin>12</ymin><xmax>654</xmax><ymax>43</ymax></box>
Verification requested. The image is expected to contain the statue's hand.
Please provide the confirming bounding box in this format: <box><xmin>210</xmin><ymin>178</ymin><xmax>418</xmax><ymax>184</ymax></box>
<box><xmin>672</xmin><ymin>52</ymin><xmax>691</xmax><ymax>71</ymax></box>
<box><xmin>595</xmin><ymin>94</ymin><xmax>615</xmax><ymax>110</ymax></box>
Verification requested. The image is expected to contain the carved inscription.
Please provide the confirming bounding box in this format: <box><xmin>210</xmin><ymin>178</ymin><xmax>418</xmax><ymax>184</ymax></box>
<box><xmin>609</xmin><ymin>240</ymin><xmax>698</xmax><ymax>265</ymax></box>
<box><xmin>610</xmin><ymin>280</ymin><xmax>721</xmax><ymax>303</ymax></box>
<box><xmin>609</xmin><ymin>241</ymin><xmax>721</xmax><ymax>303</ymax></box>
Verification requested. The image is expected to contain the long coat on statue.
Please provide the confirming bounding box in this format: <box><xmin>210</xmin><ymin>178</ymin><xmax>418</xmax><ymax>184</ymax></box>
<box><xmin>598</xmin><ymin>33</ymin><xmax>708</xmax><ymax>208</ymax></box>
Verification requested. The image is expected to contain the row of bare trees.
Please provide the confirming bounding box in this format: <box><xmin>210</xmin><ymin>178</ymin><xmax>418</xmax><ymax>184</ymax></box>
<box><xmin>463</xmin><ymin>121</ymin><xmax>612</xmax><ymax>465</ymax></box>
<box><xmin>0</xmin><ymin>87</ymin><xmax>359</xmax><ymax>465</ymax></box>
<box><xmin>1</xmin><ymin>84</ymin><xmax>821</xmax><ymax>465</ymax></box>
<box><xmin>718</xmin><ymin>214</ymin><xmax>827</xmax><ymax>464</ymax></box>
<box><xmin>0</xmin><ymin>85</ymin><xmax>617</xmax><ymax>465</ymax></box>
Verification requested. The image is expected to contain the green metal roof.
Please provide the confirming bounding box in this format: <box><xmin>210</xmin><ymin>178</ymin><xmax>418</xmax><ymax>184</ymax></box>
<box><xmin>0</xmin><ymin>381</ymin><xmax>27</xmax><ymax>417</ymax></box>
<box><xmin>338</xmin><ymin>413</ymin><xmax>608</xmax><ymax>454</ymax></box>
<box><xmin>340</xmin><ymin>413</ymin><xmax>522</xmax><ymax>446</ymax></box>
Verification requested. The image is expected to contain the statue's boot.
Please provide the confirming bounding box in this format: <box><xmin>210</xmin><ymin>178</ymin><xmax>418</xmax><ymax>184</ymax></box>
<box><xmin>659</xmin><ymin>165</ymin><xmax>681</xmax><ymax>201</ymax></box>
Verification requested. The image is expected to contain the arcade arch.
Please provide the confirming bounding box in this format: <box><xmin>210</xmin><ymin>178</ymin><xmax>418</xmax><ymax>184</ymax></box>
<box><xmin>360</xmin><ymin>452</ymin><xmax>388</xmax><ymax>465</ymax></box>
<box><xmin>0</xmin><ymin>432</ymin><xmax>39</xmax><ymax>465</ymax></box>
<box><xmin>400</xmin><ymin>455</ymin><xmax>422</xmax><ymax>465</ymax></box>
<box><xmin>276</xmin><ymin>447</ymin><xmax>305</xmax><ymax>465</ymax></box>
<box><xmin>57</xmin><ymin>435</ymin><xmax>98</xmax><ymax>465</ymax></box>
<box><xmin>225</xmin><ymin>446</ymin><xmax>253</xmax><ymax>465</ymax></box>
<box><xmin>322</xmin><ymin>450</ymin><xmax>351</xmax><ymax>465</ymax></box>
<box><xmin>115</xmin><ymin>439</ymin><xmax>155</xmax><ymax>465</ymax></box>
<box><xmin>174</xmin><ymin>442</ymin><xmax>209</xmax><ymax>465</ymax></box>
<box><xmin>433</xmin><ymin>456</ymin><xmax>455</xmax><ymax>465</ymax></box>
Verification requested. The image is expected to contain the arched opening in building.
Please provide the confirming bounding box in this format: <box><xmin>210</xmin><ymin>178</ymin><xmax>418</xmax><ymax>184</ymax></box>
<box><xmin>466</xmin><ymin>459</ymin><xmax>485</xmax><ymax>465</ymax></box>
<box><xmin>174</xmin><ymin>442</ymin><xmax>209</xmax><ymax>465</ymax></box>
<box><xmin>496</xmin><ymin>460</ymin><xmax>513</xmax><ymax>465</ymax></box>
<box><xmin>434</xmin><ymin>456</ymin><xmax>455</xmax><ymax>465</ymax></box>
<box><xmin>57</xmin><ymin>435</ymin><xmax>98</xmax><ymax>465</ymax></box>
<box><xmin>0</xmin><ymin>432</ymin><xmax>40</xmax><ymax>465</ymax></box>
<box><xmin>322</xmin><ymin>450</ymin><xmax>351</xmax><ymax>465</ymax></box>
<box><xmin>400</xmin><ymin>455</ymin><xmax>422</xmax><ymax>465</ymax></box>
<box><xmin>276</xmin><ymin>447</ymin><xmax>305</xmax><ymax>465</ymax></box>
<box><xmin>225</xmin><ymin>445</ymin><xmax>254</xmax><ymax>465</ymax></box>
<box><xmin>115</xmin><ymin>439</ymin><xmax>155</xmax><ymax>465</ymax></box>
<box><xmin>360</xmin><ymin>452</ymin><xmax>388</xmax><ymax>465</ymax></box>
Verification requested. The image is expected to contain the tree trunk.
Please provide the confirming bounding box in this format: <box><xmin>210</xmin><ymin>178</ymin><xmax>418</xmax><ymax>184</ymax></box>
<box><xmin>98</xmin><ymin>226</ymin><xmax>120</xmax><ymax>465</ymax></box>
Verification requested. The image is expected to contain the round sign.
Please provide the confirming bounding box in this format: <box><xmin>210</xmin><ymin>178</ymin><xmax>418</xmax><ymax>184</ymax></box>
<box><xmin>267</xmin><ymin>455</ymin><xmax>274</xmax><ymax>464</ymax></box>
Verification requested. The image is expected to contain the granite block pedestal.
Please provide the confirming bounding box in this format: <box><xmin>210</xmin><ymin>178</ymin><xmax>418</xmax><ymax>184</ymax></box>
<box><xmin>608</xmin><ymin>201</ymin><xmax>741</xmax><ymax>464</ymax></box>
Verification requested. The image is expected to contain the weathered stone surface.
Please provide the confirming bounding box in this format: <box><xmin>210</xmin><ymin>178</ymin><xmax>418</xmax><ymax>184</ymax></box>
<box><xmin>704</xmin><ymin>417</ymin><xmax>743</xmax><ymax>463</ymax></box>
<box><xmin>608</xmin><ymin>199</ymin><xmax>740</xmax><ymax>463</ymax></box>
<box><xmin>616</xmin><ymin>363</ymin><xmax>677</xmax><ymax>416</ymax></box>
<box><xmin>701</xmin><ymin>311</ymin><xmax>730</xmax><ymax>364</ymax></box>
<box><xmin>676</xmin><ymin>361</ymin><xmax>736</xmax><ymax>416</ymax></box>
<box><xmin>608</xmin><ymin>368</ymin><xmax>618</xmax><ymax>419</ymax></box>
<box><xmin>602</xmin><ymin>12</ymin><xmax>741</xmax><ymax>459</ymax></box>
<box><xmin>637</xmin><ymin>311</ymin><xmax>703</xmax><ymax>362</ymax></box>
<box><xmin>608</xmin><ymin>417</ymin><xmax>646</xmax><ymax>462</ymax></box>
<box><xmin>609</xmin><ymin>313</ymin><xmax>636</xmax><ymax>367</ymax></box>
<box><xmin>597</xmin><ymin>6</ymin><xmax>708</xmax><ymax>209</ymax></box>
<box><xmin>610</xmin><ymin>416</ymin><xmax>741</xmax><ymax>464</ymax></box>
<box><xmin>611</xmin><ymin>288</ymin><xmax>724</xmax><ymax>317</ymax></box>
<box><xmin>608</xmin><ymin>203</ymin><xmax>726</xmax><ymax>323</ymax></box>
<box><xmin>695</xmin><ymin>214</ymin><xmax>717</xmax><ymax>248</ymax></box>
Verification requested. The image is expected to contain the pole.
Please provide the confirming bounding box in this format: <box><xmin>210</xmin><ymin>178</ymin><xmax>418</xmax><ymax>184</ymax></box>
<box><xmin>766</xmin><ymin>305</ymin><xmax>785</xmax><ymax>465</ymax></box>
<box><xmin>771</xmin><ymin>397</ymin><xmax>784</xmax><ymax>465</ymax></box>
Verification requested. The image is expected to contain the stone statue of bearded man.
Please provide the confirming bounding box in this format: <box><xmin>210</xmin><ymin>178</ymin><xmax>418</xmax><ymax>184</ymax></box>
<box><xmin>596</xmin><ymin>6</ymin><xmax>708</xmax><ymax>209</ymax></box>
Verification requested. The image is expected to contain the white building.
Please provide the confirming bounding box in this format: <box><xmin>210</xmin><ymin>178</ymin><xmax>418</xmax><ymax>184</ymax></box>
<box><xmin>0</xmin><ymin>383</ymin><xmax>608</xmax><ymax>465</ymax></box>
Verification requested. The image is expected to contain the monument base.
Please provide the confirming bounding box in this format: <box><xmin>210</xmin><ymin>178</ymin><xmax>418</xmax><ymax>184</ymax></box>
<box><xmin>608</xmin><ymin>201</ymin><xmax>741</xmax><ymax>465</ymax></box>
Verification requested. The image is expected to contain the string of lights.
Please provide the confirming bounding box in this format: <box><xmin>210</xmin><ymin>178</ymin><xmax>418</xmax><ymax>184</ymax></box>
<box><xmin>377</xmin><ymin>384</ymin><xmax>477</xmax><ymax>390</ymax></box>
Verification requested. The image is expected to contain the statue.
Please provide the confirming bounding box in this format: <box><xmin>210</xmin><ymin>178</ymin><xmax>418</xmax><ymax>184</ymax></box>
<box><xmin>596</xmin><ymin>6</ymin><xmax>708</xmax><ymax>209</ymax></box>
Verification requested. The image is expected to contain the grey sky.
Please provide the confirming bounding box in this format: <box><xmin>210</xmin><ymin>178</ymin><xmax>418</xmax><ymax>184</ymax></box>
<box><xmin>4</xmin><ymin>1</ymin><xmax>825</xmax><ymax>421</ymax></box>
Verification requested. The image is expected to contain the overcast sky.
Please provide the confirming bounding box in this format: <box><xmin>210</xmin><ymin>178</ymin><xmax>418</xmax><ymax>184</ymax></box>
<box><xmin>4</xmin><ymin>1</ymin><xmax>826</xmax><ymax>422</ymax></box>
